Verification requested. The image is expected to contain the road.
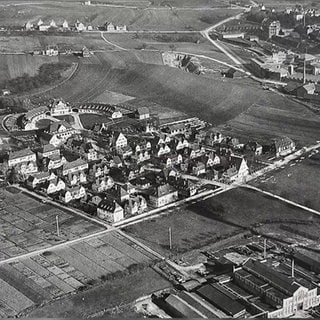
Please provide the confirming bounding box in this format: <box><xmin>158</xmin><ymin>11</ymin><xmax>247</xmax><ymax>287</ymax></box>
<box><xmin>100</xmin><ymin>31</ymin><xmax>128</xmax><ymax>51</ymax></box>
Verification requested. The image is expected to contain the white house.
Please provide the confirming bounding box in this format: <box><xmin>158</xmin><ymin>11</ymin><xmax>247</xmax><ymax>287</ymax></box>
<box><xmin>97</xmin><ymin>200</ymin><xmax>124</xmax><ymax>223</ymax></box>
<box><xmin>8</xmin><ymin>148</ymin><xmax>37</xmax><ymax>167</ymax></box>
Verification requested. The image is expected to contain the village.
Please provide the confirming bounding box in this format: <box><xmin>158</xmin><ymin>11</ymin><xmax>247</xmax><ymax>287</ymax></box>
<box><xmin>1</xmin><ymin>98</ymin><xmax>296</xmax><ymax>225</ymax></box>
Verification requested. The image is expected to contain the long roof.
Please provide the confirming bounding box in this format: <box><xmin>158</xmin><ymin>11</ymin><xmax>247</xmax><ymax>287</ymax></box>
<box><xmin>9</xmin><ymin>148</ymin><xmax>35</xmax><ymax>160</ymax></box>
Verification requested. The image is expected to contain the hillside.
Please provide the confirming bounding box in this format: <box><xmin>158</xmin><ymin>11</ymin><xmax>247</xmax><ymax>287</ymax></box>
<box><xmin>27</xmin><ymin>50</ymin><xmax>320</xmax><ymax>144</ymax></box>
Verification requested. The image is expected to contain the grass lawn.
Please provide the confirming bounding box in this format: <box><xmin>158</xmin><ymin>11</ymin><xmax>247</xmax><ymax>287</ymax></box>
<box><xmin>191</xmin><ymin>187</ymin><xmax>320</xmax><ymax>228</ymax></box>
<box><xmin>124</xmin><ymin>206</ymin><xmax>241</xmax><ymax>256</ymax></box>
<box><xmin>27</xmin><ymin>267</ymin><xmax>171</xmax><ymax>318</ymax></box>
<box><xmin>79</xmin><ymin>113</ymin><xmax>110</xmax><ymax>129</ymax></box>
<box><xmin>250</xmin><ymin>152</ymin><xmax>320</xmax><ymax>212</ymax></box>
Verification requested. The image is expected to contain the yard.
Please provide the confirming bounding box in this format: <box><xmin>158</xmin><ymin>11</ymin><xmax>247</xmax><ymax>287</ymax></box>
<box><xmin>79</xmin><ymin>113</ymin><xmax>110</xmax><ymax>130</ymax></box>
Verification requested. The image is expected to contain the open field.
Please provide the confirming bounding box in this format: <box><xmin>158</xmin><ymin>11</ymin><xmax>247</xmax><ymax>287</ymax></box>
<box><xmin>0</xmin><ymin>54</ymin><xmax>59</xmax><ymax>83</ymax></box>
<box><xmin>124</xmin><ymin>206</ymin><xmax>241</xmax><ymax>256</ymax></box>
<box><xmin>219</xmin><ymin>103</ymin><xmax>320</xmax><ymax>145</ymax></box>
<box><xmin>0</xmin><ymin>187</ymin><xmax>104</xmax><ymax>261</ymax></box>
<box><xmin>250</xmin><ymin>150</ymin><xmax>320</xmax><ymax>212</ymax></box>
<box><xmin>0</xmin><ymin>230</ymin><xmax>161</xmax><ymax>317</ymax></box>
<box><xmin>28</xmin><ymin>266</ymin><xmax>171</xmax><ymax>318</ymax></box>
<box><xmin>0</xmin><ymin>33</ymin><xmax>114</xmax><ymax>53</ymax></box>
<box><xmin>21</xmin><ymin>50</ymin><xmax>320</xmax><ymax>144</ymax></box>
<box><xmin>191</xmin><ymin>187</ymin><xmax>320</xmax><ymax>228</ymax></box>
<box><xmin>0</xmin><ymin>1</ymin><xmax>241</xmax><ymax>31</ymax></box>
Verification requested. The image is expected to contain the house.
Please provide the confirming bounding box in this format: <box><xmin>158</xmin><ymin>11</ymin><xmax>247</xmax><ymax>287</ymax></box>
<box><xmin>25</xmin><ymin>21</ymin><xmax>33</xmax><ymax>31</ymax></box>
<box><xmin>273</xmin><ymin>137</ymin><xmax>296</xmax><ymax>158</ymax></box>
<box><xmin>124</xmin><ymin>195</ymin><xmax>147</xmax><ymax>216</ymax></box>
<box><xmin>60</xmin><ymin>185</ymin><xmax>86</xmax><ymax>203</ymax></box>
<box><xmin>296</xmin><ymin>83</ymin><xmax>316</xmax><ymax>98</ymax></box>
<box><xmin>192</xmin><ymin>161</ymin><xmax>206</xmax><ymax>176</ymax></box>
<box><xmin>111</xmin><ymin>110</ymin><xmax>122</xmax><ymax>119</ymax></box>
<box><xmin>97</xmin><ymin>200</ymin><xmax>124</xmax><ymax>223</ymax></box>
<box><xmin>59</xmin><ymin>158</ymin><xmax>88</xmax><ymax>176</ymax></box>
<box><xmin>62</xmin><ymin>20</ymin><xmax>69</xmax><ymax>29</ymax></box>
<box><xmin>65</xmin><ymin>170</ymin><xmax>87</xmax><ymax>186</ymax></box>
<box><xmin>106</xmin><ymin>184</ymin><xmax>130</xmax><ymax>203</ymax></box>
<box><xmin>116</xmin><ymin>25</ymin><xmax>127</xmax><ymax>31</ymax></box>
<box><xmin>245</xmin><ymin>141</ymin><xmax>263</xmax><ymax>156</ymax></box>
<box><xmin>43</xmin><ymin>154</ymin><xmax>67</xmax><ymax>171</ymax></box>
<box><xmin>75</xmin><ymin>20</ymin><xmax>86</xmax><ymax>32</ymax></box>
<box><xmin>44</xmin><ymin>120</ymin><xmax>78</xmax><ymax>146</ymax></box>
<box><xmin>91</xmin><ymin>176</ymin><xmax>114</xmax><ymax>193</ymax></box>
<box><xmin>50</xmin><ymin>20</ymin><xmax>57</xmax><ymax>28</ymax></box>
<box><xmin>82</xmin><ymin>46</ymin><xmax>91</xmax><ymax>58</ymax></box>
<box><xmin>46</xmin><ymin>178</ymin><xmax>65</xmax><ymax>194</ymax></box>
<box><xmin>222</xmin><ymin>155</ymin><xmax>249</xmax><ymax>183</ymax></box>
<box><xmin>26</xmin><ymin>172</ymin><xmax>50</xmax><ymax>189</ymax></box>
<box><xmin>113</xmin><ymin>132</ymin><xmax>127</xmax><ymax>150</ymax></box>
<box><xmin>149</xmin><ymin>184</ymin><xmax>178</xmax><ymax>208</ymax></box>
<box><xmin>38</xmin><ymin>144</ymin><xmax>60</xmax><ymax>159</ymax></box>
<box><xmin>8</xmin><ymin>148</ymin><xmax>37</xmax><ymax>167</ymax></box>
<box><xmin>135</xmin><ymin>107</ymin><xmax>150</xmax><ymax>120</ymax></box>
<box><xmin>49</xmin><ymin>99</ymin><xmax>72</xmax><ymax>116</ymax></box>
<box><xmin>44</xmin><ymin>45</ymin><xmax>59</xmax><ymax>56</ymax></box>
<box><xmin>170</xmin><ymin>177</ymin><xmax>198</xmax><ymax>197</ymax></box>
<box><xmin>105</xmin><ymin>22</ymin><xmax>115</xmax><ymax>32</ymax></box>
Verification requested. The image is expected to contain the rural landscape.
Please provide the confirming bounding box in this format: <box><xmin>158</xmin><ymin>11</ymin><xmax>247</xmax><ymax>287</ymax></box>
<box><xmin>1</xmin><ymin>0</ymin><xmax>320</xmax><ymax>318</ymax></box>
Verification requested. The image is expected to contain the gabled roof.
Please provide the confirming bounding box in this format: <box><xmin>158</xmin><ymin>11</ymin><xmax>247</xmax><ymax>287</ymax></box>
<box><xmin>136</xmin><ymin>107</ymin><xmax>149</xmax><ymax>115</ymax></box>
<box><xmin>230</xmin><ymin>155</ymin><xmax>246</xmax><ymax>171</ymax></box>
<box><xmin>48</xmin><ymin>120</ymin><xmax>72</xmax><ymax>133</ymax></box>
<box><xmin>62</xmin><ymin>158</ymin><xmax>88</xmax><ymax>171</ymax></box>
<box><xmin>9</xmin><ymin>148</ymin><xmax>35</xmax><ymax>160</ymax></box>
<box><xmin>41</xmin><ymin>143</ymin><xmax>58</xmax><ymax>153</ymax></box>
<box><xmin>273</xmin><ymin>136</ymin><xmax>294</xmax><ymax>149</ymax></box>
<box><xmin>152</xmin><ymin>184</ymin><xmax>176</xmax><ymax>197</ymax></box>
<box><xmin>98</xmin><ymin>199</ymin><xmax>122</xmax><ymax>213</ymax></box>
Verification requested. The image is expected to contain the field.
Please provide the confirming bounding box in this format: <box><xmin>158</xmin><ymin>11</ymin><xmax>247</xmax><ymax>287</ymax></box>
<box><xmin>0</xmin><ymin>54</ymin><xmax>59</xmax><ymax>83</ymax></box>
<box><xmin>250</xmin><ymin>150</ymin><xmax>320</xmax><ymax>212</ymax></box>
<box><xmin>28</xmin><ymin>266</ymin><xmax>171</xmax><ymax>318</ymax></box>
<box><xmin>20</xmin><ymin>49</ymin><xmax>320</xmax><ymax>145</ymax></box>
<box><xmin>0</xmin><ymin>230</ymin><xmax>161</xmax><ymax>317</ymax></box>
<box><xmin>0</xmin><ymin>33</ymin><xmax>114</xmax><ymax>53</ymax></box>
<box><xmin>0</xmin><ymin>187</ymin><xmax>104</xmax><ymax>261</ymax></box>
<box><xmin>0</xmin><ymin>1</ymin><xmax>241</xmax><ymax>31</ymax></box>
<box><xmin>124</xmin><ymin>205</ymin><xmax>241</xmax><ymax>256</ymax></box>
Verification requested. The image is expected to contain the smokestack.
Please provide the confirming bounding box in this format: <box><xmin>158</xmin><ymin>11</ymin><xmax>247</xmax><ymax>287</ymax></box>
<box><xmin>263</xmin><ymin>239</ymin><xmax>267</xmax><ymax>259</ymax></box>
<box><xmin>291</xmin><ymin>259</ymin><xmax>295</xmax><ymax>278</ymax></box>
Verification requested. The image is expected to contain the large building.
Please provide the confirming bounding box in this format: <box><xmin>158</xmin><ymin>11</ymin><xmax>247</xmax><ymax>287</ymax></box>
<box><xmin>234</xmin><ymin>259</ymin><xmax>320</xmax><ymax>318</ymax></box>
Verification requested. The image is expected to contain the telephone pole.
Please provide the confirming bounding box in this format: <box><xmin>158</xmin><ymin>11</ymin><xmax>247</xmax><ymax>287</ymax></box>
<box><xmin>56</xmin><ymin>215</ymin><xmax>60</xmax><ymax>237</ymax></box>
<box><xmin>169</xmin><ymin>227</ymin><xmax>172</xmax><ymax>250</ymax></box>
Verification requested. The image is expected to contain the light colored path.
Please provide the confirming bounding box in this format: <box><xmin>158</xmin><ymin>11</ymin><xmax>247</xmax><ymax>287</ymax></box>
<box><xmin>100</xmin><ymin>31</ymin><xmax>128</xmax><ymax>51</ymax></box>
<box><xmin>242</xmin><ymin>184</ymin><xmax>320</xmax><ymax>218</ymax></box>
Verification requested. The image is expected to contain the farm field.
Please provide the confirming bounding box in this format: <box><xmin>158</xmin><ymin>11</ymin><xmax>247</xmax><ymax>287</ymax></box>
<box><xmin>0</xmin><ymin>34</ymin><xmax>114</xmax><ymax>53</ymax></box>
<box><xmin>0</xmin><ymin>187</ymin><xmax>104</xmax><ymax>261</ymax></box>
<box><xmin>219</xmin><ymin>103</ymin><xmax>320</xmax><ymax>145</ymax></box>
<box><xmin>24</xmin><ymin>50</ymin><xmax>320</xmax><ymax>145</ymax></box>
<box><xmin>250</xmin><ymin>150</ymin><xmax>320</xmax><ymax>212</ymax></box>
<box><xmin>0</xmin><ymin>54</ymin><xmax>59</xmax><ymax>83</ymax></box>
<box><xmin>28</xmin><ymin>266</ymin><xmax>171</xmax><ymax>318</ymax></box>
<box><xmin>0</xmin><ymin>230</ymin><xmax>160</xmax><ymax>317</ymax></box>
<box><xmin>0</xmin><ymin>1</ymin><xmax>241</xmax><ymax>31</ymax></box>
<box><xmin>124</xmin><ymin>206</ymin><xmax>241</xmax><ymax>256</ymax></box>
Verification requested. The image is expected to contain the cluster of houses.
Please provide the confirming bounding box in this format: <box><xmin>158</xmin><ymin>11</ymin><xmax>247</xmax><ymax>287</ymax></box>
<box><xmin>5</xmin><ymin>98</ymin><xmax>296</xmax><ymax>224</ymax></box>
<box><xmin>25</xmin><ymin>18</ymin><xmax>127</xmax><ymax>33</ymax></box>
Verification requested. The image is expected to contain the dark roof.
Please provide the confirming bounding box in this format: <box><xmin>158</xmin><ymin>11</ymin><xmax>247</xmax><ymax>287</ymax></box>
<box><xmin>98</xmin><ymin>199</ymin><xmax>121</xmax><ymax>213</ymax></box>
<box><xmin>136</xmin><ymin>107</ymin><xmax>149</xmax><ymax>115</ymax></box>
<box><xmin>152</xmin><ymin>184</ymin><xmax>176</xmax><ymax>197</ymax></box>
<box><xmin>41</xmin><ymin>143</ymin><xmax>57</xmax><ymax>153</ymax></box>
<box><xmin>273</xmin><ymin>136</ymin><xmax>294</xmax><ymax>150</ymax></box>
<box><xmin>243</xmin><ymin>259</ymin><xmax>300</xmax><ymax>295</ymax></box>
<box><xmin>9</xmin><ymin>148</ymin><xmax>35</xmax><ymax>160</ymax></box>
<box><xmin>165</xmin><ymin>294</ymin><xmax>203</xmax><ymax>318</ymax></box>
<box><xmin>197</xmin><ymin>284</ymin><xmax>245</xmax><ymax>317</ymax></box>
<box><xmin>48</xmin><ymin>120</ymin><xmax>72</xmax><ymax>133</ymax></box>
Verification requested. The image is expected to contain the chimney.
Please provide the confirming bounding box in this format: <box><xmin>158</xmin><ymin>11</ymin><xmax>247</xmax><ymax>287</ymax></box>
<box><xmin>263</xmin><ymin>238</ymin><xmax>267</xmax><ymax>259</ymax></box>
<box><xmin>291</xmin><ymin>259</ymin><xmax>295</xmax><ymax>278</ymax></box>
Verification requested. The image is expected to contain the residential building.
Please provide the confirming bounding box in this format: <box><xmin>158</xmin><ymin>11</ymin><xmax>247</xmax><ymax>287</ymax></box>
<box><xmin>38</xmin><ymin>144</ymin><xmax>60</xmax><ymax>159</ymax></box>
<box><xmin>44</xmin><ymin>45</ymin><xmax>59</xmax><ymax>56</ymax></box>
<box><xmin>272</xmin><ymin>137</ymin><xmax>296</xmax><ymax>157</ymax></box>
<box><xmin>113</xmin><ymin>132</ymin><xmax>127</xmax><ymax>150</ymax></box>
<box><xmin>97</xmin><ymin>200</ymin><xmax>124</xmax><ymax>223</ymax></box>
<box><xmin>49</xmin><ymin>99</ymin><xmax>72</xmax><ymax>116</ymax></box>
<box><xmin>62</xmin><ymin>20</ymin><xmax>69</xmax><ymax>29</ymax></box>
<box><xmin>222</xmin><ymin>155</ymin><xmax>249</xmax><ymax>183</ymax></box>
<box><xmin>26</xmin><ymin>172</ymin><xmax>50</xmax><ymax>189</ymax></box>
<box><xmin>135</xmin><ymin>107</ymin><xmax>150</xmax><ymax>120</ymax></box>
<box><xmin>44</xmin><ymin>120</ymin><xmax>78</xmax><ymax>146</ymax></box>
<box><xmin>149</xmin><ymin>184</ymin><xmax>178</xmax><ymax>208</ymax></box>
<box><xmin>46</xmin><ymin>178</ymin><xmax>66</xmax><ymax>194</ymax></box>
<box><xmin>60</xmin><ymin>185</ymin><xmax>86</xmax><ymax>203</ymax></box>
<box><xmin>75</xmin><ymin>20</ymin><xmax>86</xmax><ymax>32</ymax></box>
<box><xmin>59</xmin><ymin>158</ymin><xmax>88</xmax><ymax>176</ymax></box>
<box><xmin>8</xmin><ymin>148</ymin><xmax>37</xmax><ymax>167</ymax></box>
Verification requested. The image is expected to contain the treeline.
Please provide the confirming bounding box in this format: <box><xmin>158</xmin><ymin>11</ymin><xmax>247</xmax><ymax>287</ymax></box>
<box><xmin>0</xmin><ymin>62</ymin><xmax>71</xmax><ymax>94</ymax></box>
